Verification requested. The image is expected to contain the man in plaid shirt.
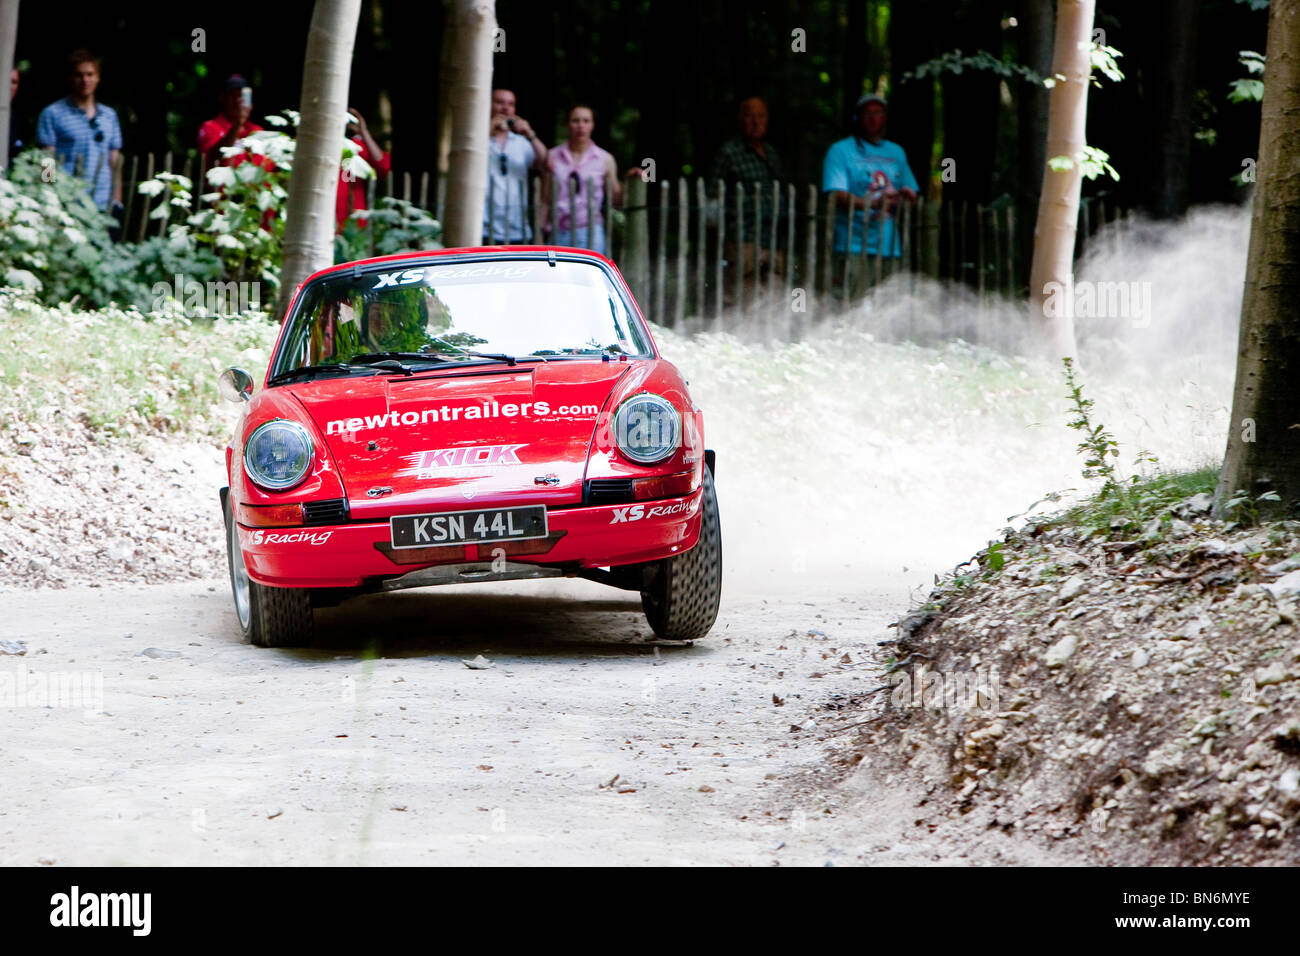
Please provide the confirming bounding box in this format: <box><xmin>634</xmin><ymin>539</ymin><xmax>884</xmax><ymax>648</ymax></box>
<box><xmin>708</xmin><ymin>97</ymin><xmax>786</xmax><ymax>307</ymax></box>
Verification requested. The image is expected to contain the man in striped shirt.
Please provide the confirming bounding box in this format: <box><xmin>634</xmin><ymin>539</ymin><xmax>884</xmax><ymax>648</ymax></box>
<box><xmin>36</xmin><ymin>49</ymin><xmax>122</xmax><ymax>211</ymax></box>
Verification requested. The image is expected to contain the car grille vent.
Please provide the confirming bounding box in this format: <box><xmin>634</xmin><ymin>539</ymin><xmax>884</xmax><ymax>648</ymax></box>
<box><xmin>584</xmin><ymin>478</ymin><xmax>635</xmax><ymax>505</ymax></box>
<box><xmin>302</xmin><ymin>498</ymin><xmax>349</xmax><ymax>526</ymax></box>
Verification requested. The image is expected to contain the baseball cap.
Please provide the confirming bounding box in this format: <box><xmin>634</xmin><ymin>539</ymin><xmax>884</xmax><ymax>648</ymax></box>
<box><xmin>222</xmin><ymin>74</ymin><xmax>250</xmax><ymax>92</ymax></box>
<box><xmin>855</xmin><ymin>93</ymin><xmax>888</xmax><ymax>110</ymax></box>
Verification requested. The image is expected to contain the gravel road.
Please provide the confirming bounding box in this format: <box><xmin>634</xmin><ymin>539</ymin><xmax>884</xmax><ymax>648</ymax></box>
<box><xmin>0</xmin><ymin>567</ymin><xmax>1082</xmax><ymax>866</ymax></box>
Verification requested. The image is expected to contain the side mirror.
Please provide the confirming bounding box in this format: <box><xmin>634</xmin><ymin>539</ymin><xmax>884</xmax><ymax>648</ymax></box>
<box><xmin>218</xmin><ymin>367</ymin><xmax>254</xmax><ymax>403</ymax></box>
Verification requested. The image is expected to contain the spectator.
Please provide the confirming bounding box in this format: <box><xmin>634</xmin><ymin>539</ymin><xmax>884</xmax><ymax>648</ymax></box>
<box><xmin>197</xmin><ymin>74</ymin><xmax>264</xmax><ymax>172</ymax></box>
<box><xmin>36</xmin><ymin>49</ymin><xmax>122</xmax><ymax>211</ymax></box>
<box><xmin>822</xmin><ymin>93</ymin><xmax>917</xmax><ymax>292</ymax></box>
<box><xmin>541</xmin><ymin>104</ymin><xmax>621</xmax><ymax>256</ymax></box>
<box><xmin>708</xmin><ymin>96</ymin><xmax>786</xmax><ymax>303</ymax></box>
<box><xmin>337</xmin><ymin>107</ymin><xmax>390</xmax><ymax>230</ymax></box>
<box><xmin>8</xmin><ymin>67</ymin><xmax>28</xmax><ymax>157</ymax></box>
<box><xmin>483</xmin><ymin>88</ymin><xmax>547</xmax><ymax>243</ymax></box>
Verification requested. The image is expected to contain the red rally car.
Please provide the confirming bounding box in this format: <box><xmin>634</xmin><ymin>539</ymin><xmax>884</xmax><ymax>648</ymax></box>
<box><xmin>219</xmin><ymin>247</ymin><xmax>721</xmax><ymax>647</ymax></box>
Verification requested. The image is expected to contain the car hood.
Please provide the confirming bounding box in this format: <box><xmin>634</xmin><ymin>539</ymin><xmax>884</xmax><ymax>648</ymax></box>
<box><xmin>290</xmin><ymin>360</ymin><xmax>633</xmax><ymax>517</ymax></box>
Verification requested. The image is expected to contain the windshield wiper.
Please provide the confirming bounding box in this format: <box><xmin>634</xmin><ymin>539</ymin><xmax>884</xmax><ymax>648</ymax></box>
<box><xmin>269</xmin><ymin>363</ymin><xmax>364</xmax><ymax>385</ymax></box>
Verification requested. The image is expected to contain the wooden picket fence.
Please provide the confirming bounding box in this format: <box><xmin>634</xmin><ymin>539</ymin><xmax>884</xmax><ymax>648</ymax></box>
<box><xmin>116</xmin><ymin>151</ymin><xmax>1132</xmax><ymax>334</ymax></box>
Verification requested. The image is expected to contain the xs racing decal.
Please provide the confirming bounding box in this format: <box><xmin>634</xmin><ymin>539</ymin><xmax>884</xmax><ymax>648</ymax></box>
<box><xmin>609</xmin><ymin>500</ymin><xmax>696</xmax><ymax>524</ymax></box>
<box><xmin>243</xmin><ymin>529</ymin><xmax>334</xmax><ymax>546</ymax></box>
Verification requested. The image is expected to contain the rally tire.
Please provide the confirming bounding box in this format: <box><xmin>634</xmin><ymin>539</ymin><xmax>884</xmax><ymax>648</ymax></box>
<box><xmin>225</xmin><ymin>497</ymin><xmax>315</xmax><ymax>648</ymax></box>
<box><xmin>641</xmin><ymin>467</ymin><xmax>722</xmax><ymax>641</ymax></box>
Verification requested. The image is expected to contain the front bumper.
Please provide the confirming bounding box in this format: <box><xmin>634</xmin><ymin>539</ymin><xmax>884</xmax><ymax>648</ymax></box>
<box><xmin>235</xmin><ymin>488</ymin><xmax>704</xmax><ymax>588</ymax></box>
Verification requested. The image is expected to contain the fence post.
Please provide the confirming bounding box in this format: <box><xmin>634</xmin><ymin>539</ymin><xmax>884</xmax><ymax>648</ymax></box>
<box><xmin>822</xmin><ymin>191</ymin><xmax>834</xmax><ymax>301</ymax></box>
<box><xmin>655</xmin><ymin>181</ymin><xmax>669</xmax><ymax>325</ymax></box>
<box><xmin>675</xmin><ymin>178</ymin><xmax>688</xmax><ymax>327</ymax></box>
<box><xmin>715</xmin><ymin>180</ymin><xmax>725</xmax><ymax>326</ymax></box>
<box><xmin>623</xmin><ymin>175</ymin><xmax>650</xmax><ymax>314</ymax></box>
<box><xmin>734</xmin><ymin>185</ymin><xmax>745</xmax><ymax>323</ymax></box>
<box><xmin>134</xmin><ymin>153</ymin><xmax>155</xmax><ymax>243</ymax></box>
<box><xmin>923</xmin><ymin>196</ymin><xmax>940</xmax><ymax>279</ymax></box>
<box><xmin>531</xmin><ymin>174</ymin><xmax>543</xmax><ymax>245</ymax></box>
<box><xmin>784</xmin><ymin>183</ymin><xmax>795</xmax><ymax>339</ymax></box>
<box><xmin>842</xmin><ymin>192</ymin><xmax>855</xmax><ymax>301</ymax></box>
<box><xmin>121</xmin><ymin>154</ymin><xmax>139</xmax><ymax>240</ymax></box>
<box><xmin>694</xmin><ymin>177</ymin><xmax>706</xmax><ymax>330</ymax></box>
<box><xmin>804</xmin><ymin>185</ymin><xmax>818</xmax><ymax>326</ymax></box>
<box><xmin>752</xmin><ymin>181</ymin><xmax>762</xmax><ymax>329</ymax></box>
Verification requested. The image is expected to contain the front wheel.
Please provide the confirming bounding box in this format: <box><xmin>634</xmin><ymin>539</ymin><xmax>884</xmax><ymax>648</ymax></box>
<box><xmin>641</xmin><ymin>467</ymin><xmax>722</xmax><ymax>641</ymax></box>
<box><xmin>225</xmin><ymin>497</ymin><xmax>314</xmax><ymax>648</ymax></box>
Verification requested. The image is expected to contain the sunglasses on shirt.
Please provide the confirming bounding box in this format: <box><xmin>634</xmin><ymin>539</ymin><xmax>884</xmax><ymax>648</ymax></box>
<box><xmin>498</xmin><ymin>154</ymin><xmax>507</xmax><ymax>176</ymax></box>
<box><xmin>89</xmin><ymin>115</ymin><xmax>104</xmax><ymax>143</ymax></box>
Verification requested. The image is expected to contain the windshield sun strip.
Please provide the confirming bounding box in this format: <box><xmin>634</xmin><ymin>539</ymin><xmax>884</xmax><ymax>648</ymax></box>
<box><xmin>269</xmin><ymin>253</ymin><xmax>655</xmax><ymax>382</ymax></box>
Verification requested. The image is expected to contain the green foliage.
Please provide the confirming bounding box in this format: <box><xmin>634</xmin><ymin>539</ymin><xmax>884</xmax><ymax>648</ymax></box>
<box><xmin>333</xmin><ymin>196</ymin><xmax>443</xmax><ymax>263</ymax></box>
<box><xmin>1047</xmin><ymin>146</ymin><xmax>1120</xmax><ymax>182</ymax></box>
<box><xmin>1090</xmin><ymin>44</ymin><xmax>1125</xmax><ymax>85</ymax></box>
<box><xmin>1229</xmin><ymin>51</ymin><xmax>1266</xmax><ymax>103</ymax></box>
<box><xmin>1220</xmin><ymin>488</ymin><xmax>1281</xmax><ymax>527</ymax></box>
<box><xmin>137</xmin><ymin>114</ymin><xmax>301</xmax><ymax>293</ymax></box>
<box><xmin>1061</xmin><ymin>357</ymin><xmax>1161</xmax><ymax>530</ymax></box>
<box><xmin>1058</xmin><ymin>467</ymin><xmax>1218</xmax><ymax>539</ymax></box>
<box><xmin>0</xmin><ymin>151</ymin><xmax>145</xmax><ymax>308</ymax></box>
<box><xmin>901</xmin><ymin>49</ymin><xmax>1045</xmax><ymax>85</ymax></box>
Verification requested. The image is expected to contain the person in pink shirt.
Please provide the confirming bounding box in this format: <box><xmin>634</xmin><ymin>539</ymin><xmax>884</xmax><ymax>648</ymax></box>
<box><xmin>540</xmin><ymin>104</ymin><xmax>622</xmax><ymax>255</ymax></box>
<box><xmin>337</xmin><ymin>107</ymin><xmax>391</xmax><ymax>230</ymax></box>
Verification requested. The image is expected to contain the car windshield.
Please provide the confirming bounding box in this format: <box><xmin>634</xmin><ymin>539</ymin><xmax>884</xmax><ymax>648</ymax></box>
<box><xmin>272</xmin><ymin>257</ymin><xmax>651</xmax><ymax>378</ymax></box>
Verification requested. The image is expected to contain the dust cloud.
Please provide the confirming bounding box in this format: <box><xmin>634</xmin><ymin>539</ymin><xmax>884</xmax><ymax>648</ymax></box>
<box><xmin>659</xmin><ymin>204</ymin><xmax>1249</xmax><ymax>601</ymax></box>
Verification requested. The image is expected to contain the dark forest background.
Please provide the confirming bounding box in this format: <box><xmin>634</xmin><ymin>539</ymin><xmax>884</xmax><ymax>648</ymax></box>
<box><xmin>10</xmin><ymin>1</ymin><xmax>1266</xmax><ymax>218</ymax></box>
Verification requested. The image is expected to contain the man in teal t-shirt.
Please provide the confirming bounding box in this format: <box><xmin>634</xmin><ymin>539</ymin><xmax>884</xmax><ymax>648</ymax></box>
<box><xmin>822</xmin><ymin>94</ymin><xmax>918</xmax><ymax>259</ymax></box>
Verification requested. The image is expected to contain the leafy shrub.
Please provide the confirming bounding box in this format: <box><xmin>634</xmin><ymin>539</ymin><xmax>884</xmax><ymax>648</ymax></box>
<box><xmin>0</xmin><ymin>151</ymin><xmax>145</xmax><ymax>307</ymax></box>
<box><xmin>334</xmin><ymin>196</ymin><xmax>443</xmax><ymax>263</ymax></box>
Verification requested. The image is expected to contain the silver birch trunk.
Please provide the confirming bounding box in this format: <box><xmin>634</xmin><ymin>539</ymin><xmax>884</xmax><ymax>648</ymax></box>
<box><xmin>279</xmin><ymin>0</ymin><xmax>363</xmax><ymax>315</ymax></box>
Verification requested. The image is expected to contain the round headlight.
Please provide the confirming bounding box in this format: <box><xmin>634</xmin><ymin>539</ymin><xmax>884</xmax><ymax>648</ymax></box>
<box><xmin>244</xmin><ymin>420</ymin><xmax>314</xmax><ymax>491</ymax></box>
<box><xmin>614</xmin><ymin>393</ymin><xmax>681</xmax><ymax>464</ymax></box>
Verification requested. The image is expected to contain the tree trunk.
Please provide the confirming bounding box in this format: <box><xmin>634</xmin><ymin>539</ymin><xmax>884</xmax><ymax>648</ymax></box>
<box><xmin>1216</xmin><ymin>0</ymin><xmax>1300</xmax><ymax>519</ymax></box>
<box><xmin>279</xmin><ymin>0</ymin><xmax>363</xmax><ymax>314</ymax></box>
<box><xmin>441</xmin><ymin>0</ymin><xmax>496</xmax><ymax>248</ymax></box>
<box><xmin>1015</xmin><ymin>0</ymin><xmax>1054</xmax><ymax>285</ymax></box>
<box><xmin>1027</xmin><ymin>0</ymin><xmax>1095</xmax><ymax>360</ymax></box>
<box><xmin>1144</xmin><ymin>0</ymin><xmax>1198</xmax><ymax>219</ymax></box>
<box><xmin>436</xmin><ymin>3</ymin><xmax>455</xmax><ymax>184</ymax></box>
<box><xmin>939</xmin><ymin>0</ymin><xmax>1002</xmax><ymax>207</ymax></box>
<box><xmin>0</xmin><ymin>0</ymin><xmax>20</xmax><ymax>170</ymax></box>
<box><xmin>889</xmin><ymin>0</ymin><xmax>936</xmax><ymax>190</ymax></box>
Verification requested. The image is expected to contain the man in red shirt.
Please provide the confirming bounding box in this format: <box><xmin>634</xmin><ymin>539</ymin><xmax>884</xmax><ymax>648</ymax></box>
<box><xmin>197</xmin><ymin>75</ymin><xmax>264</xmax><ymax>172</ymax></box>
<box><xmin>337</xmin><ymin>107</ymin><xmax>390</xmax><ymax>229</ymax></box>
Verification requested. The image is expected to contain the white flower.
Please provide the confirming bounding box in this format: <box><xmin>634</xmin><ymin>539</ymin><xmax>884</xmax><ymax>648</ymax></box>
<box><xmin>4</xmin><ymin>269</ymin><xmax>42</xmax><ymax>292</ymax></box>
<box><xmin>206</xmin><ymin>166</ymin><xmax>236</xmax><ymax>189</ymax></box>
<box><xmin>136</xmin><ymin>179</ymin><xmax>166</xmax><ymax>197</ymax></box>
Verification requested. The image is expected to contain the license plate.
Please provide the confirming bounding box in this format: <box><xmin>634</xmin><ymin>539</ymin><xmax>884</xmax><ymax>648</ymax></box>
<box><xmin>389</xmin><ymin>505</ymin><xmax>548</xmax><ymax>549</ymax></box>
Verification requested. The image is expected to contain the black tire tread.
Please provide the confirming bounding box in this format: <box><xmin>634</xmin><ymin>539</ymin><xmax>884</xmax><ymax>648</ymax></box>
<box><xmin>642</xmin><ymin>467</ymin><xmax>722</xmax><ymax>641</ymax></box>
<box><xmin>249</xmin><ymin>581</ymin><xmax>314</xmax><ymax>648</ymax></box>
